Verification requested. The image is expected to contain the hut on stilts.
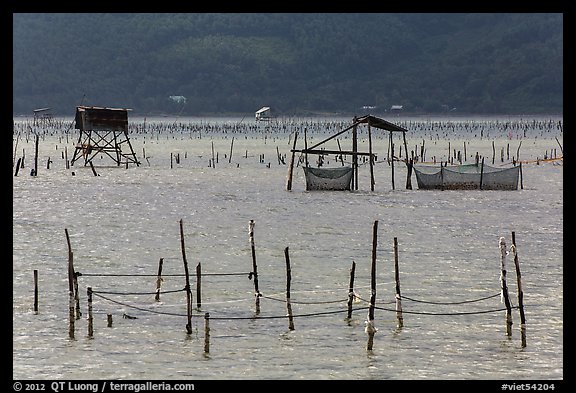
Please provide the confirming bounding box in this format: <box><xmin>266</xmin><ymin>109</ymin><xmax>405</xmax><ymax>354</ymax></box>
<box><xmin>71</xmin><ymin>106</ymin><xmax>140</xmax><ymax>168</ymax></box>
<box><xmin>286</xmin><ymin>115</ymin><xmax>409</xmax><ymax>191</ymax></box>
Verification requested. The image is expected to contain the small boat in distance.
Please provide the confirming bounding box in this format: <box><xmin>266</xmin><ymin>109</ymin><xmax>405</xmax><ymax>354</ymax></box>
<box><xmin>413</xmin><ymin>161</ymin><xmax>521</xmax><ymax>190</ymax></box>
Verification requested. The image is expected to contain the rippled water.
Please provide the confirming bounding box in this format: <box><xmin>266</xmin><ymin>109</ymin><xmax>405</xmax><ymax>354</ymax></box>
<box><xmin>13</xmin><ymin>116</ymin><xmax>563</xmax><ymax>382</ymax></box>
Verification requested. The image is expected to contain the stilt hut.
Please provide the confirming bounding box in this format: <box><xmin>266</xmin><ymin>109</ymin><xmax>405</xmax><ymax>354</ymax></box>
<box><xmin>33</xmin><ymin>107</ymin><xmax>54</xmax><ymax>125</ymax></box>
<box><xmin>70</xmin><ymin>106</ymin><xmax>140</xmax><ymax>168</ymax></box>
<box><xmin>287</xmin><ymin>115</ymin><xmax>409</xmax><ymax>191</ymax></box>
<box><xmin>255</xmin><ymin>107</ymin><xmax>272</xmax><ymax>121</ymax></box>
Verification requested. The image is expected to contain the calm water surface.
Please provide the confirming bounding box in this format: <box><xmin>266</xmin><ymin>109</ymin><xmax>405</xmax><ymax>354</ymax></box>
<box><xmin>13</xmin><ymin>116</ymin><xmax>563</xmax><ymax>382</ymax></box>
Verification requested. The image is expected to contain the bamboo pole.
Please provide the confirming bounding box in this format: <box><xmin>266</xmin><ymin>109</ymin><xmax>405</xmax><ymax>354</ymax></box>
<box><xmin>74</xmin><ymin>270</ymin><xmax>81</xmax><ymax>320</ymax></box>
<box><xmin>284</xmin><ymin>246</ymin><xmax>295</xmax><ymax>330</ymax></box>
<box><xmin>249</xmin><ymin>220</ymin><xmax>261</xmax><ymax>314</ymax></box>
<box><xmin>33</xmin><ymin>134</ymin><xmax>39</xmax><ymax>176</ymax></box>
<box><xmin>155</xmin><ymin>258</ymin><xmax>164</xmax><ymax>302</ymax></box>
<box><xmin>390</xmin><ymin>133</ymin><xmax>395</xmax><ymax>190</ymax></box>
<box><xmin>405</xmin><ymin>157</ymin><xmax>413</xmax><ymax>190</ymax></box>
<box><xmin>286</xmin><ymin>131</ymin><xmax>299</xmax><ymax>191</ymax></box>
<box><xmin>196</xmin><ymin>262</ymin><xmax>202</xmax><ymax>310</ymax></box>
<box><xmin>65</xmin><ymin>228</ymin><xmax>75</xmax><ymax>339</ymax></box>
<box><xmin>304</xmin><ymin>128</ymin><xmax>309</xmax><ymax>168</ymax></box>
<box><xmin>511</xmin><ymin>232</ymin><xmax>526</xmax><ymax>347</ymax></box>
<box><xmin>87</xmin><ymin>287</ymin><xmax>93</xmax><ymax>338</ymax></box>
<box><xmin>368</xmin><ymin>122</ymin><xmax>375</xmax><ymax>191</ymax></box>
<box><xmin>229</xmin><ymin>137</ymin><xmax>234</xmax><ymax>163</ymax></box>
<box><xmin>347</xmin><ymin>261</ymin><xmax>356</xmax><ymax>319</ymax></box>
<box><xmin>89</xmin><ymin>161</ymin><xmax>98</xmax><ymax>176</ymax></box>
<box><xmin>479</xmin><ymin>157</ymin><xmax>485</xmax><ymax>190</ymax></box>
<box><xmin>179</xmin><ymin>219</ymin><xmax>193</xmax><ymax>334</ymax></box>
<box><xmin>14</xmin><ymin>157</ymin><xmax>22</xmax><ymax>176</ymax></box>
<box><xmin>352</xmin><ymin>123</ymin><xmax>358</xmax><ymax>190</ymax></box>
<box><xmin>366</xmin><ymin>220</ymin><xmax>378</xmax><ymax>350</ymax></box>
<box><xmin>204</xmin><ymin>312</ymin><xmax>210</xmax><ymax>353</ymax></box>
<box><xmin>393</xmin><ymin>237</ymin><xmax>404</xmax><ymax>328</ymax></box>
<box><xmin>492</xmin><ymin>140</ymin><xmax>496</xmax><ymax>165</ymax></box>
<box><xmin>499</xmin><ymin>237</ymin><xmax>513</xmax><ymax>336</ymax></box>
<box><xmin>33</xmin><ymin>269</ymin><xmax>38</xmax><ymax>314</ymax></box>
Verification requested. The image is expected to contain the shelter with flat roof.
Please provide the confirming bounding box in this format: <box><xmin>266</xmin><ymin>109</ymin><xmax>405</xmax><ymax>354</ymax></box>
<box><xmin>287</xmin><ymin>115</ymin><xmax>411</xmax><ymax>191</ymax></box>
<box><xmin>33</xmin><ymin>107</ymin><xmax>53</xmax><ymax>125</ymax></box>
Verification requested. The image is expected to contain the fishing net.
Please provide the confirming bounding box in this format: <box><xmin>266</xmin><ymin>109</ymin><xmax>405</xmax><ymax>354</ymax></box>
<box><xmin>414</xmin><ymin>163</ymin><xmax>520</xmax><ymax>190</ymax></box>
<box><xmin>304</xmin><ymin>166</ymin><xmax>354</xmax><ymax>191</ymax></box>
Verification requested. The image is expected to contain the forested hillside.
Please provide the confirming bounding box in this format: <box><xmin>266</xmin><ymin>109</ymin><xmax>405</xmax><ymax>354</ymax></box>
<box><xmin>13</xmin><ymin>13</ymin><xmax>563</xmax><ymax>116</ymax></box>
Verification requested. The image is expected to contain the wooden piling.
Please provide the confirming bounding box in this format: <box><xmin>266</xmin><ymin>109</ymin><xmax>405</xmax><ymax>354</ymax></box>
<box><xmin>196</xmin><ymin>262</ymin><xmax>202</xmax><ymax>310</ymax></box>
<box><xmin>229</xmin><ymin>137</ymin><xmax>234</xmax><ymax>163</ymax></box>
<box><xmin>511</xmin><ymin>232</ymin><xmax>526</xmax><ymax>347</ymax></box>
<box><xmin>366</xmin><ymin>220</ymin><xmax>378</xmax><ymax>351</ymax></box>
<box><xmin>499</xmin><ymin>237</ymin><xmax>513</xmax><ymax>336</ymax></box>
<box><xmin>347</xmin><ymin>261</ymin><xmax>356</xmax><ymax>319</ymax></box>
<box><xmin>33</xmin><ymin>134</ymin><xmax>39</xmax><ymax>176</ymax></box>
<box><xmin>249</xmin><ymin>220</ymin><xmax>261</xmax><ymax>314</ymax></box>
<box><xmin>107</xmin><ymin>314</ymin><xmax>113</xmax><ymax>327</ymax></box>
<box><xmin>405</xmin><ymin>158</ymin><xmax>413</xmax><ymax>190</ymax></box>
<box><xmin>87</xmin><ymin>287</ymin><xmax>94</xmax><ymax>338</ymax></box>
<box><xmin>65</xmin><ymin>228</ymin><xmax>75</xmax><ymax>339</ymax></box>
<box><xmin>389</xmin><ymin>133</ymin><xmax>395</xmax><ymax>190</ymax></box>
<box><xmin>352</xmin><ymin>124</ymin><xmax>358</xmax><ymax>190</ymax></box>
<box><xmin>492</xmin><ymin>140</ymin><xmax>496</xmax><ymax>165</ymax></box>
<box><xmin>479</xmin><ymin>157</ymin><xmax>485</xmax><ymax>190</ymax></box>
<box><xmin>393</xmin><ymin>237</ymin><xmax>404</xmax><ymax>328</ymax></box>
<box><xmin>74</xmin><ymin>271</ymin><xmax>81</xmax><ymax>319</ymax></box>
<box><xmin>286</xmin><ymin>131</ymin><xmax>299</xmax><ymax>191</ymax></box>
<box><xmin>204</xmin><ymin>312</ymin><xmax>210</xmax><ymax>353</ymax></box>
<box><xmin>89</xmin><ymin>161</ymin><xmax>98</xmax><ymax>176</ymax></box>
<box><xmin>155</xmin><ymin>258</ymin><xmax>164</xmax><ymax>302</ymax></box>
<box><xmin>179</xmin><ymin>219</ymin><xmax>193</xmax><ymax>334</ymax></box>
<box><xmin>14</xmin><ymin>157</ymin><xmax>22</xmax><ymax>176</ymax></box>
<box><xmin>368</xmin><ymin>122</ymin><xmax>375</xmax><ymax>191</ymax></box>
<box><xmin>284</xmin><ymin>246</ymin><xmax>295</xmax><ymax>331</ymax></box>
<box><xmin>33</xmin><ymin>269</ymin><xmax>38</xmax><ymax>313</ymax></box>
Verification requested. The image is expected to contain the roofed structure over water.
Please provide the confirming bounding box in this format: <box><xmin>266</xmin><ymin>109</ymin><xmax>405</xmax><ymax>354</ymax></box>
<box><xmin>71</xmin><ymin>106</ymin><xmax>140</xmax><ymax>168</ymax></box>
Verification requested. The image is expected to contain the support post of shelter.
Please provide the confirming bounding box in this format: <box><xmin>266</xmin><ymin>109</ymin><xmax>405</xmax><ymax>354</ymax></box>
<box><xmin>352</xmin><ymin>121</ymin><xmax>358</xmax><ymax>190</ymax></box>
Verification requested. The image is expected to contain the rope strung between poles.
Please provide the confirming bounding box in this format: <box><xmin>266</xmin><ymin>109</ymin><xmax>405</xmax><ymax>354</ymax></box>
<box><xmin>400</xmin><ymin>292</ymin><xmax>501</xmax><ymax>305</ymax></box>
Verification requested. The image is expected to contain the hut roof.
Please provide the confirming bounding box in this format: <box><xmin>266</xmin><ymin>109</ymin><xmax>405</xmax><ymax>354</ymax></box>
<box><xmin>354</xmin><ymin>115</ymin><xmax>407</xmax><ymax>132</ymax></box>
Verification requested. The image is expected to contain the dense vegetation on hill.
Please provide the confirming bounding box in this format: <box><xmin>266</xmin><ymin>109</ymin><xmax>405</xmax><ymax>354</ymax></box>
<box><xmin>13</xmin><ymin>13</ymin><xmax>563</xmax><ymax>116</ymax></box>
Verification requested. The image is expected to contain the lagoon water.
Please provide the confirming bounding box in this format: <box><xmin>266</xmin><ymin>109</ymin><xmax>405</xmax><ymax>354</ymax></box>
<box><xmin>13</xmin><ymin>115</ymin><xmax>563</xmax><ymax>382</ymax></box>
